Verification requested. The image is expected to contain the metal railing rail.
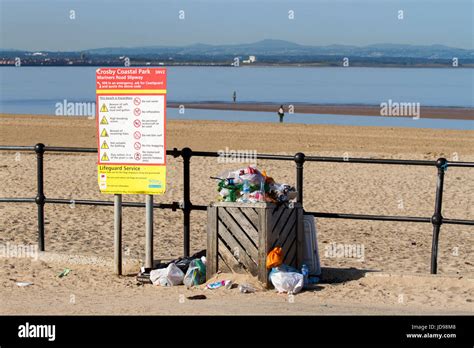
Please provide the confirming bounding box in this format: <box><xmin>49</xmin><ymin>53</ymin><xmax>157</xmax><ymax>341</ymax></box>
<box><xmin>0</xmin><ymin>144</ymin><xmax>473</xmax><ymax>274</ymax></box>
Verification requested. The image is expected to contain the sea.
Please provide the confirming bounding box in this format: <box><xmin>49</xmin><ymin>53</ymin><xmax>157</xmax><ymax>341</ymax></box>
<box><xmin>0</xmin><ymin>66</ymin><xmax>473</xmax><ymax>130</ymax></box>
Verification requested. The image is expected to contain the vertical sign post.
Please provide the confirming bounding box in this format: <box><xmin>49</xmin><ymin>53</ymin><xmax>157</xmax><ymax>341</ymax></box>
<box><xmin>96</xmin><ymin>68</ymin><xmax>167</xmax><ymax>274</ymax></box>
<box><xmin>114</xmin><ymin>194</ymin><xmax>122</xmax><ymax>275</ymax></box>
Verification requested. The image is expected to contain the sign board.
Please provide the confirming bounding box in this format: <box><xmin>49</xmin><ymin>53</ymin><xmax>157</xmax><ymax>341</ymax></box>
<box><xmin>96</xmin><ymin>68</ymin><xmax>166</xmax><ymax>194</ymax></box>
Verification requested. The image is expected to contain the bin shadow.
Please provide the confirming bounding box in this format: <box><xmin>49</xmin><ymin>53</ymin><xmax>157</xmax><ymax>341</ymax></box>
<box><xmin>318</xmin><ymin>267</ymin><xmax>378</xmax><ymax>284</ymax></box>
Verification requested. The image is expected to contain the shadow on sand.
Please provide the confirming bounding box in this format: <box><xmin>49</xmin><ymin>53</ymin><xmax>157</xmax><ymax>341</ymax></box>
<box><xmin>319</xmin><ymin>267</ymin><xmax>379</xmax><ymax>284</ymax></box>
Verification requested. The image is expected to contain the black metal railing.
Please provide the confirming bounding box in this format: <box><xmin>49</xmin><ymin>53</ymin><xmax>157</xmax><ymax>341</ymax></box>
<box><xmin>0</xmin><ymin>144</ymin><xmax>473</xmax><ymax>274</ymax></box>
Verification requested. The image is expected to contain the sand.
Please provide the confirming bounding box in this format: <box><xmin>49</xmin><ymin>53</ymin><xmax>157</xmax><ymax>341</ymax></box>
<box><xmin>168</xmin><ymin>102</ymin><xmax>474</xmax><ymax>120</ymax></box>
<box><xmin>0</xmin><ymin>114</ymin><xmax>473</xmax><ymax>315</ymax></box>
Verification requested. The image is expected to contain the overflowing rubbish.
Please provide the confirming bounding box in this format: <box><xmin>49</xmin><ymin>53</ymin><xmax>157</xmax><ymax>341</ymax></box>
<box><xmin>150</xmin><ymin>263</ymin><xmax>184</xmax><ymax>286</ymax></box>
<box><xmin>58</xmin><ymin>268</ymin><xmax>71</xmax><ymax>278</ymax></box>
<box><xmin>269</xmin><ymin>267</ymin><xmax>304</xmax><ymax>294</ymax></box>
<box><xmin>266</xmin><ymin>247</ymin><xmax>283</xmax><ymax>269</ymax></box>
<box><xmin>206</xmin><ymin>280</ymin><xmax>232</xmax><ymax>290</ymax></box>
<box><xmin>213</xmin><ymin>166</ymin><xmax>297</xmax><ymax>203</ymax></box>
<box><xmin>16</xmin><ymin>282</ymin><xmax>33</xmax><ymax>287</ymax></box>
<box><xmin>183</xmin><ymin>259</ymin><xmax>206</xmax><ymax>288</ymax></box>
<box><xmin>238</xmin><ymin>283</ymin><xmax>256</xmax><ymax>293</ymax></box>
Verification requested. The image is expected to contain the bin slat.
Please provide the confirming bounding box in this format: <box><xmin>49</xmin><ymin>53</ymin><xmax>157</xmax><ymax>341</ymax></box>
<box><xmin>218</xmin><ymin>220</ymin><xmax>258</xmax><ymax>274</ymax></box>
<box><xmin>226</xmin><ymin>207</ymin><xmax>259</xmax><ymax>243</ymax></box>
<box><xmin>218</xmin><ymin>238</ymin><xmax>246</xmax><ymax>274</ymax></box>
<box><xmin>243</xmin><ymin>207</ymin><xmax>260</xmax><ymax>228</ymax></box>
<box><xmin>218</xmin><ymin>208</ymin><xmax>259</xmax><ymax>261</ymax></box>
<box><xmin>271</xmin><ymin>206</ymin><xmax>293</xmax><ymax>237</ymax></box>
<box><xmin>276</xmin><ymin>209</ymin><xmax>297</xmax><ymax>250</ymax></box>
<box><xmin>218</xmin><ymin>255</ymin><xmax>232</xmax><ymax>273</ymax></box>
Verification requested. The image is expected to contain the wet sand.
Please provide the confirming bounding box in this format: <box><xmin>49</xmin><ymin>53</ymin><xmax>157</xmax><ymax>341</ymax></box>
<box><xmin>168</xmin><ymin>102</ymin><xmax>474</xmax><ymax>120</ymax></box>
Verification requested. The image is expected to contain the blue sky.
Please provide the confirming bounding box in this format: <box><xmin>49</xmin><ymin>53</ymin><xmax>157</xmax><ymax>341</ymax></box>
<box><xmin>1</xmin><ymin>0</ymin><xmax>472</xmax><ymax>50</ymax></box>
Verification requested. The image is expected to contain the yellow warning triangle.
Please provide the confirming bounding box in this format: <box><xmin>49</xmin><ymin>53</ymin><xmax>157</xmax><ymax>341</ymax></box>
<box><xmin>100</xmin><ymin>116</ymin><xmax>108</xmax><ymax>125</ymax></box>
<box><xmin>100</xmin><ymin>104</ymin><xmax>108</xmax><ymax>112</ymax></box>
<box><xmin>101</xmin><ymin>128</ymin><xmax>108</xmax><ymax>137</ymax></box>
<box><xmin>101</xmin><ymin>152</ymin><xmax>109</xmax><ymax>161</ymax></box>
<box><xmin>101</xmin><ymin>140</ymin><xmax>109</xmax><ymax>149</ymax></box>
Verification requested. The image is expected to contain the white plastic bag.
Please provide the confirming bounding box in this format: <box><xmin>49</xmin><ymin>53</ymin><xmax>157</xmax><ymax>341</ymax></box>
<box><xmin>269</xmin><ymin>270</ymin><xmax>304</xmax><ymax>294</ymax></box>
<box><xmin>150</xmin><ymin>263</ymin><xmax>184</xmax><ymax>286</ymax></box>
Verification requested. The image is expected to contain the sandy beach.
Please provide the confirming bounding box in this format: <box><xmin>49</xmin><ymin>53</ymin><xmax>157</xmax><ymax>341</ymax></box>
<box><xmin>0</xmin><ymin>114</ymin><xmax>473</xmax><ymax>315</ymax></box>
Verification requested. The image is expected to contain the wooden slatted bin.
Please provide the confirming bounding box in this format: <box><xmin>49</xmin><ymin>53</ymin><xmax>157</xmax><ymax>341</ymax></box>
<box><xmin>206</xmin><ymin>202</ymin><xmax>304</xmax><ymax>288</ymax></box>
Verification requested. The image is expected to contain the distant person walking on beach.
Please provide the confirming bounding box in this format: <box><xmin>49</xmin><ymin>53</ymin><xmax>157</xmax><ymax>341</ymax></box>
<box><xmin>278</xmin><ymin>105</ymin><xmax>285</xmax><ymax>123</ymax></box>
<box><xmin>233</xmin><ymin>91</ymin><xmax>237</xmax><ymax>103</ymax></box>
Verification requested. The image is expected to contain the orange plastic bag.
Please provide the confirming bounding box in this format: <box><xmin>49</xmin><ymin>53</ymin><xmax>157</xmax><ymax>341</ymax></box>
<box><xmin>266</xmin><ymin>247</ymin><xmax>283</xmax><ymax>269</ymax></box>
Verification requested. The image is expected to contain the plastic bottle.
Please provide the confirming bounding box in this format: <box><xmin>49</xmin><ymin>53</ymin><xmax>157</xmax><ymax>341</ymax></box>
<box><xmin>242</xmin><ymin>179</ymin><xmax>250</xmax><ymax>202</ymax></box>
<box><xmin>301</xmin><ymin>264</ymin><xmax>309</xmax><ymax>287</ymax></box>
<box><xmin>238</xmin><ymin>283</ymin><xmax>255</xmax><ymax>293</ymax></box>
<box><xmin>259</xmin><ymin>180</ymin><xmax>266</xmax><ymax>201</ymax></box>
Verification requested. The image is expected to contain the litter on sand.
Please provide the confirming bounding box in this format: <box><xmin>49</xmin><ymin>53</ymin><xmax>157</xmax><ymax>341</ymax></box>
<box><xmin>58</xmin><ymin>268</ymin><xmax>71</xmax><ymax>278</ymax></box>
<box><xmin>238</xmin><ymin>283</ymin><xmax>256</xmax><ymax>293</ymax></box>
<box><xmin>186</xmin><ymin>295</ymin><xmax>207</xmax><ymax>300</ymax></box>
<box><xmin>206</xmin><ymin>280</ymin><xmax>232</xmax><ymax>289</ymax></box>
<box><xmin>16</xmin><ymin>282</ymin><xmax>33</xmax><ymax>287</ymax></box>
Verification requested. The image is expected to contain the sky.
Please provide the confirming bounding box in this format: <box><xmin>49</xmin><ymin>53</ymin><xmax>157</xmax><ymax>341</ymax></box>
<box><xmin>0</xmin><ymin>0</ymin><xmax>473</xmax><ymax>51</ymax></box>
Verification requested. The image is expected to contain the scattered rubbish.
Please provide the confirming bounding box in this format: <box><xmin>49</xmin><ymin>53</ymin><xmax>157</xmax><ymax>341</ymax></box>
<box><xmin>269</xmin><ymin>266</ymin><xmax>304</xmax><ymax>294</ymax></box>
<box><xmin>154</xmin><ymin>250</ymin><xmax>206</xmax><ymax>274</ymax></box>
<box><xmin>183</xmin><ymin>259</ymin><xmax>206</xmax><ymax>288</ymax></box>
<box><xmin>238</xmin><ymin>283</ymin><xmax>256</xmax><ymax>293</ymax></box>
<box><xmin>309</xmin><ymin>276</ymin><xmax>320</xmax><ymax>285</ymax></box>
<box><xmin>266</xmin><ymin>247</ymin><xmax>283</xmax><ymax>269</ymax></box>
<box><xmin>150</xmin><ymin>263</ymin><xmax>184</xmax><ymax>286</ymax></box>
<box><xmin>58</xmin><ymin>268</ymin><xmax>71</xmax><ymax>278</ymax></box>
<box><xmin>137</xmin><ymin>271</ymin><xmax>152</xmax><ymax>284</ymax></box>
<box><xmin>187</xmin><ymin>295</ymin><xmax>207</xmax><ymax>300</ymax></box>
<box><xmin>206</xmin><ymin>280</ymin><xmax>232</xmax><ymax>290</ymax></box>
<box><xmin>16</xmin><ymin>282</ymin><xmax>33</xmax><ymax>287</ymax></box>
<box><xmin>213</xmin><ymin>166</ymin><xmax>296</xmax><ymax>203</ymax></box>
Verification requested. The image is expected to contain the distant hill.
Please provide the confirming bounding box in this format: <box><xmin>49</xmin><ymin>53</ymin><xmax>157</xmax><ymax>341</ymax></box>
<box><xmin>1</xmin><ymin>40</ymin><xmax>473</xmax><ymax>66</ymax></box>
<box><xmin>81</xmin><ymin>40</ymin><xmax>473</xmax><ymax>59</ymax></box>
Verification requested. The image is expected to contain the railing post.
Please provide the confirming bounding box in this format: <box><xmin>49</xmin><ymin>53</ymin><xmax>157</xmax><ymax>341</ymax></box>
<box><xmin>35</xmin><ymin>143</ymin><xmax>46</xmax><ymax>251</ymax></box>
<box><xmin>430</xmin><ymin>158</ymin><xmax>447</xmax><ymax>274</ymax></box>
<box><xmin>294</xmin><ymin>152</ymin><xmax>305</xmax><ymax>205</ymax></box>
<box><xmin>145</xmin><ymin>194</ymin><xmax>154</xmax><ymax>269</ymax></box>
<box><xmin>182</xmin><ymin>147</ymin><xmax>193</xmax><ymax>257</ymax></box>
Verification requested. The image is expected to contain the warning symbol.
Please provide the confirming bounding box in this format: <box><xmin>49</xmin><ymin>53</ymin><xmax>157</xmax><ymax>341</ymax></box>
<box><xmin>100</xmin><ymin>116</ymin><xmax>108</xmax><ymax>125</ymax></box>
<box><xmin>101</xmin><ymin>140</ymin><xmax>109</xmax><ymax>149</ymax></box>
<box><xmin>101</xmin><ymin>152</ymin><xmax>109</xmax><ymax>161</ymax></box>
<box><xmin>100</xmin><ymin>104</ymin><xmax>108</xmax><ymax>112</ymax></box>
<box><xmin>101</xmin><ymin>128</ymin><xmax>108</xmax><ymax>137</ymax></box>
